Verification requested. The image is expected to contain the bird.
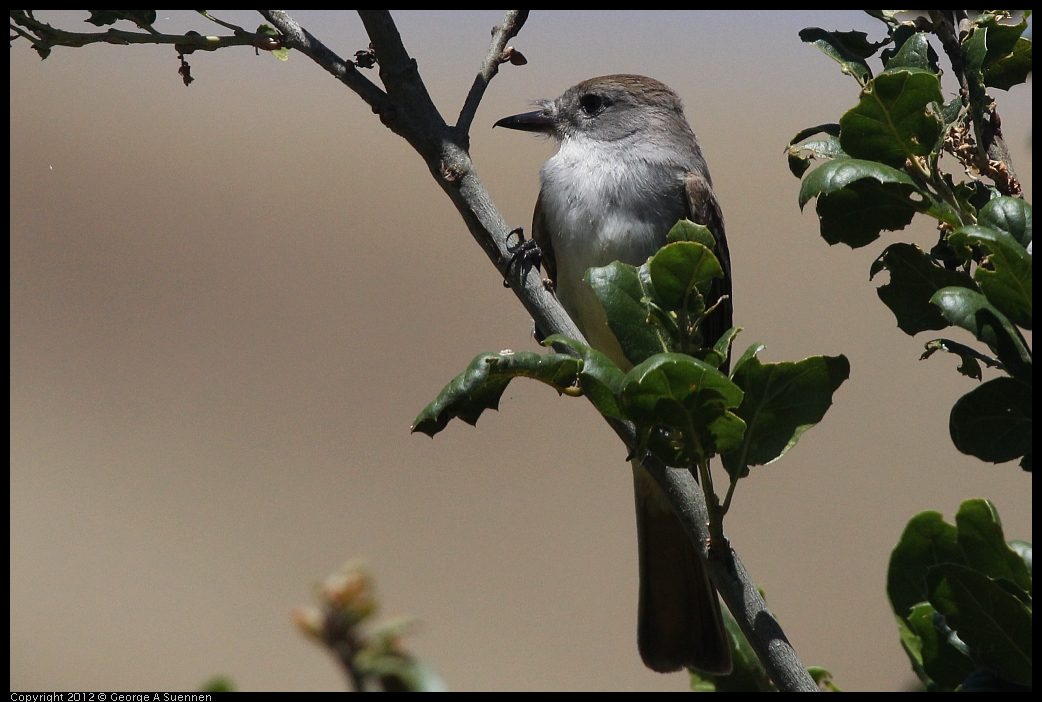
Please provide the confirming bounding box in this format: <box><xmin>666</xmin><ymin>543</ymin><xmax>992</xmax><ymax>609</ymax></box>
<box><xmin>494</xmin><ymin>74</ymin><xmax>733</xmax><ymax>675</ymax></box>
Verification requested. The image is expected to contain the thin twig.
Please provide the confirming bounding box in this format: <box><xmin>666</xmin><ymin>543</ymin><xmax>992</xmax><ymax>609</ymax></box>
<box><xmin>197</xmin><ymin>10</ymin><xmax>249</xmax><ymax>34</ymax></box>
<box><xmin>456</xmin><ymin>10</ymin><xmax>530</xmax><ymax>136</ymax></box>
<box><xmin>9</xmin><ymin>10</ymin><xmax>259</xmax><ymax>51</ymax></box>
<box><xmin>10</xmin><ymin>22</ymin><xmax>41</xmax><ymax>46</ymax></box>
<box><xmin>259</xmin><ymin>10</ymin><xmax>390</xmax><ymax>117</ymax></box>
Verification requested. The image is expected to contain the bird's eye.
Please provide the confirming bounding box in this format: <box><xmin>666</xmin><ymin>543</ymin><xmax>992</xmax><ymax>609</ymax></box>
<box><xmin>579</xmin><ymin>94</ymin><xmax>603</xmax><ymax>115</ymax></box>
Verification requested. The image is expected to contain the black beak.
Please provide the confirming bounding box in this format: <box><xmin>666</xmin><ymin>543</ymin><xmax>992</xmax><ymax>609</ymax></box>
<box><xmin>493</xmin><ymin>109</ymin><xmax>553</xmax><ymax>133</ymax></box>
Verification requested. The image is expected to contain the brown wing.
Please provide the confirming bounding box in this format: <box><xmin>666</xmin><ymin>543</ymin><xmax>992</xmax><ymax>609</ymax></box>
<box><xmin>531</xmin><ymin>189</ymin><xmax>557</xmax><ymax>290</ymax></box>
<box><xmin>684</xmin><ymin>172</ymin><xmax>733</xmax><ymax>371</ymax></box>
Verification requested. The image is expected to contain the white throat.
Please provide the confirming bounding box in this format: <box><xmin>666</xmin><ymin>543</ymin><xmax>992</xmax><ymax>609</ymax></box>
<box><xmin>537</xmin><ymin>133</ymin><xmax>690</xmax><ymax>364</ymax></box>
<box><xmin>540</xmin><ymin>132</ymin><xmax>686</xmax><ymax>310</ymax></box>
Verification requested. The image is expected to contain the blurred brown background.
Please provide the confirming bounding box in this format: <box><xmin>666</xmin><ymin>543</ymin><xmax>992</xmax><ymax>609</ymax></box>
<box><xmin>10</xmin><ymin>11</ymin><xmax>1032</xmax><ymax>691</ymax></box>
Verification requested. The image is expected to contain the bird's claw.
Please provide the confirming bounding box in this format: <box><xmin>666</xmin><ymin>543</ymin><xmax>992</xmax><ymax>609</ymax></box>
<box><xmin>502</xmin><ymin>227</ymin><xmax>542</xmax><ymax>288</ymax></box>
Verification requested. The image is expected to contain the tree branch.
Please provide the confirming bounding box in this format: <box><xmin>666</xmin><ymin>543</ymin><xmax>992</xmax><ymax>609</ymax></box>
<box><xmin>11</xmin><ymin>9</ymin><xmax>817</xmax><ymax>690</ymax></box>
<box><xmin>345</xmin><ymin>10</ymin><xmax>581</xmax><ymax>343</ymax></box>
<box><xmin>9</xmin><ymin>10</ymin><xmax>262</xmax><ymax>53</ymax></box>
<box><xmin>259</xmin><ymin>11</ymin><xmax>390</xmax><ymax>117</ymax></box>
<box><xmin>275</xmin><ymin>9</ymin><xmax>815</xmax><ymax>689</ymax></box>
<box><xmin>637</xmin><ymin>451</ymin><xmax>817</xmax><ymax>691</ymax></box>
<box><xmin>456</xmin><ymin>10</ymin><xmax>530</xmax><ymax>136</ymax></box>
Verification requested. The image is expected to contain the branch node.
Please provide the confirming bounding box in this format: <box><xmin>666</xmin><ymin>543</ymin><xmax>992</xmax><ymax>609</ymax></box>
<box><xmin>375</xmin><ymin>102</ymin><xmax>399</xmax><ymax>127</ymax></box>
<box><xmin>439</xmin><ymin>160</ymin><xmax>464</xmax><ymax>185</ymax></box>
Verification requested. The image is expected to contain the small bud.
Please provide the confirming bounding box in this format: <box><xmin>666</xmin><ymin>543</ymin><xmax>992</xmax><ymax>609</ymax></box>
<box><xmin>354</xmin><ymin>45</ymin><xmax>378</xmax><ymax>69</ymax></box>
<box><xmin>254</xmin><ymin>36</ymin><xmax>280</xmax><ymax>51</ymax></box>
<box><xmin>292</xmin><ymin>606</ymin><xmax>326</xmax><ymax>640</ymax></box>
<box><xmin>499</xmin><ymin>47</ymin><xmax>528</xmax><ymax>66</ymax></box>
<box><xmin>320</xmin><ymin>562</ymin><xmax>378</xmax><ymax>623</ymax></box>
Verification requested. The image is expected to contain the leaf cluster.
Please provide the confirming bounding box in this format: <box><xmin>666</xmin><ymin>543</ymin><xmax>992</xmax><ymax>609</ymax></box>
<box><xmin>414</xmin><ymin>220</ymin><xmax>849</xmax><ymax>513</ymax></box>
<box><xmin>888</xmin><ymin>500</ymin><xmax>1032</xmax><ymax>691</ymax></box>
<box><xmin>791</xmin><ymin>12</ymin><xmax>1032</xmax><ymax>692</ymax></box>
<box><xmin>789</xmin><ymin>11</ymin><xmax>1032</xmax><ymax>472</ymax></box>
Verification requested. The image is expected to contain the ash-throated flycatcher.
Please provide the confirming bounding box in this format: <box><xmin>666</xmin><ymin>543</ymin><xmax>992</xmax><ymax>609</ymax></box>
<box><xmin>495</xmin><ymin>75</ymin><xmax>733</xmax><ymax>674</ymax></box>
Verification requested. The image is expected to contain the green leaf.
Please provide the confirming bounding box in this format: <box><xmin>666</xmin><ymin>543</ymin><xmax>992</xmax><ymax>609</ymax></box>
<box><xmin>882</xmin><ymin>31</ymin><xmax>940</xmax><ymax>73</ymax></box>
<box><xmin>896</xmin><ymin>613</ymin><xmax>928</xmax><ymax>688</ymax></box>
<box><xmin>721</xmin><ymin>351</ymin><xmax>850</xmax><ymax>480</ymax></box>
<box><xmin>730</xmin><ymin>342</ymin><xmax>766</xmax><ymax>376</ymax></box>
<box><xmin>839</xmin><ymin>69</ymin><xmax>943</xmax><ymax>169</ymax></box>
<box><xmin>788</xmin><ymin>123</ymin><xmax>842</xmax><ymax>146</ymax></box>
<box><xmin>949</xmin><ymin>179</ymin><xmax>996</xmax><ymax>220</ymax></box>
<box><xmin>798</xmin><ymin>158</ymin><xmax>918</xmax><ymax>209</ymax></box>
<box><xmin>870</xmin><ymin>243</ymin><xmax>979</xmax><ymax>335</ymax></box>
<box><xmin>978</xmin><ymin>197</ymin><xmax>1032</xmax><ymax>250</ymax></box>
<box><xmin>948</xmin><ymin>226</ymin><xmax>1032</xmax><ymax>330</ymax></box>
<box><xmin>799</xmin><ymin>28</ymin><xmax>881</xmax><ymax>83</ymax></box>
<box><xmin>798</xmin><ymin>159</ymin><xmax>922</xmax><ymax>248</ymax></box>
<box><xmin>955</xmin><ymin>499</ymin><xmax>1033</xmax><ymax>596</ymax></box>
<box><xmin>939</xmin><ymin>96</ymin><xmax>964</xmax><ymax>129</ymax></box>
<box><xmin>984</xmin><ymin>37</ymin><xmax>1033</xmax><ymax>90</ymax></box>
<box><xmin>666</xmin><ymin>218</ymin><xmax>716</xmax><ymax>247</ymax></box>
<box><xmin>888</xmin><ymin>510</ymin><xmax>964</xmax><ymax>620</ymax></box>
<box><xmin>644</xmin><ymin>298</ymin><xmax>680</xmax><ymax>342</ymax></box>
<box><xmin>927</xmin><ymin>563</ymin><xmax>1033</xmax><ymax>687</ymax></box>
<box><xmin>806</xmin><ymin>667</ymin><xmax>840</xmax><ymax>692</ymax></box>
<box><xmin>703</xmin><ymin>326</ymin><xmax>741</xmax><ymax>371</ymax></box>
<box><xmin>930</xmin><ymin>287</ymin><xmax>1031</xmax><ymax>380</ymax></box>
<box><xmin>949</xmin><ymin>377</ymin><xmax>1032</xmax><ymax>465</ymax></box>
<box><xmin>256</xmin><ymin>23</ymin><xmax>291</xmax><ymax>61</ymax></box>
<box><xmin>586</xmin><ymin>262</ymin><xmax>670</xmax><ymax>366</ymax></box>
<box><xmin>889</xmin><ymin>501</ymin><xmax>1034</xmax><ymax>689</ymax></box>
<box><xmin>544</xmin><ymin>335</ymin><xmax>627</xmax><ymax>420</ymax></box>
<box><xmin>620</xmin><ymin>354</ymin><xmax>744</xmax><ymax>462</ymax></box>
<box><xmin>411</xmin><ymin>351</ymin><xmax>580</xmax><ymax>436</ymax></box>
<box><xmin>648</xmin><ymin>242</ymin><xmax>722</xmax><ymax>312</ymax></box>
<box><xmin>973</xmin><ymin>13</ymin><xmax>1029</xmax><ymax>69</ymax></box>
<box><xmin>900</xmin><ymin>602</ymin><xmax>976</xmax><ymax>691</ymax></box>
<box><xmin>921</xmin><ymin>339</ymin><xmax>1003</xmax><ymax>381</ymax></box>
<box><xmin>786</xmin><ymin>124</ymin><xmax>843</xmax><ymax>178</ymax></box>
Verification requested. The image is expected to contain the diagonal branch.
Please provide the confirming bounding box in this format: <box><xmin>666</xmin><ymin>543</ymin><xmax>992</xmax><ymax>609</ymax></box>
<box><xmin>264</xmin><ymin>9</ymin><xmax>815</xmax><ymax>690</ymax></box>
<box><xmin>341</xmin><ymin>10</ymin><xmax>580</xmax><ymax>343</ymax></box>
<box><xmin>11</xmin><ymin>9</ymin><xmax>817</xmax><ymax>690</ymax></box>
<box><xmin>636</xmin><ymin>451</ymin><xmax>816</xmax><ymax>691</ymax></box>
